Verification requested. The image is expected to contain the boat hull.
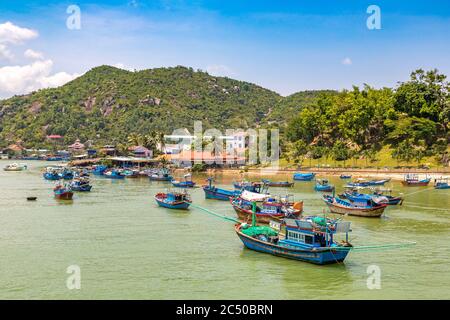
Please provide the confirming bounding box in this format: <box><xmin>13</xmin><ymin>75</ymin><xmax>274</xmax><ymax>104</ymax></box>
<box><xmin>324</xmin><ymin>202</ymin><xmax>386</xmax><ymax>217</ymax></box>
<box><xmin>54</xmin><ymin>192</ymin><xmax>73</xmax><ymax>200</ymax></box>
<box><xmin>43</xmin><ymin>173</ymin><xmax>61</xmax><ymax>180</ymax></box>
<box><xmin>149</xmin><ymin>176</ymin><xmax>172</xmax><ymax>181</ymax></box>
<box><xmin>401</xmin><ymin>179</ymin><xmax>430</xmax><ymax>187</ymax></box>
<box><xmin>171</xmin><ymin>182</ymin><xmax>196</xmax><ymax>188</ymax></box>
<box><xmin>314</xmin><ymin>185</ymin><xmax>334</xmax><ymax>192</ymax></box>
<box><xmin>235</xmin><ymin>226</ymin><xmax>350</xmax><ymax>265</ymax></box>
<box><xmin>293</xmin><ymin>173</ymin><xmax>315</xmax><ymax>181</ymax></box>
<box><xmin>155</xmin><ymin>198</ymin><xmax>191</xmax><ymax>209</ymax></box>
<box><xmin>71</xmin><ymin>185</ymin><xmax>92</xmax><ymax>192</ymax></box>
<box><xmin>203</xmin><ymin>187</ymin><xmax>238</xmax><ymax>201</ymax></box>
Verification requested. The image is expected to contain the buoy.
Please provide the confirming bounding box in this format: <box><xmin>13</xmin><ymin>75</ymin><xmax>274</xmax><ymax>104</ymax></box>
<box><xmin>27</xmin><ymin>197</ymin><xmax>37</xmax><ymax>201</ymax></box>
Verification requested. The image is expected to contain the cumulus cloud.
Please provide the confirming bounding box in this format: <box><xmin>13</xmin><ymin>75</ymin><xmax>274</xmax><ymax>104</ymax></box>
<box><xmin>0</xmin><ymin>22</ymin><xmax>79</xmax><ymax>98</ymax></box>
<box><xmin>341</xmin><ymin>57</ymin><xmax>352</xmax><ymax>65</ymax></box>
<box><xmin>0</xmin><ymin>21</ymin><xmax>38</xmax><ymax>44</ymax></box>
<box><xmin>24</xmin><ymin>49</ymin><xmax>44</xmax><ymax>60</ymax></box>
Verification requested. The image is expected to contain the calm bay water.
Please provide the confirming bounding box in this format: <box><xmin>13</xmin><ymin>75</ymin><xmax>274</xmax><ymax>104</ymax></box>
<box><xmin>0</xmin><ymin>160</ymin><xmax>449</xmax><ymax>299</ymax></box>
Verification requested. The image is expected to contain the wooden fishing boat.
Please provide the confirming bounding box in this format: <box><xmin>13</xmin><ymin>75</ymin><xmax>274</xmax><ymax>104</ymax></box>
<box><xmin>155</xmin><ymin>191</ymin><xmax>191</xmax><ymax>209</ymax></box>
<box><xmin>27</xmin><ymin>197</ymin><xmax>37</xmax><ymax>201</ymax></box>
<box><xmin>92</xmin><ymin>165</ymin><xmax>108</xmax><ymax>176</ymax></box>
<box><xmin>3</xmin><ymin>163</ymin><xmax>27</xmax><ymax>171</ymax></box>
<box><xmin>122</xmin><ymin>169</ymin><xmax>139</xmax><ymax>178</ymax></box>
<box><xmin>314</xmin><ymin>179</ymin><xmax>334</xmax><ymax>192</ymax></box>
<box><xmin>434</xmin><ymin>178</ymin><xmax>450</xmax><ymax>189</ymax></box>
<box><xmin>43</xmin><ymin>167</ymin><xmax>62</xmax><ymax>180</ymax></box>
<box><xmin>293</xmin><ymin>172</ymin><xmax>315</xmax><ymax>181</ymax></box>
<box><xmin>366</xmin><ymin>178</ymin><xmax>391</xmax><ymax>186</ymax></box>
<box><xmin>401</xmin><ymin>174</ymin><xmax>430</xmax><ymax>187</ymax></box>
<box><xmin>203</xmin><ymin>178</ymin><xmax>240</xmax><ymax>200</ymax></box>
<box><xmin>60</xmin><ymin>169</ymin><xmax>74</xmax><ymax>180</ymax></box>
<box><xmin>171</xmin><ymin>174</ymin><xmax>196</xmax><ymax>188</ymax></box>
<box><xmin>322</xmin><ymin>194</ymin><xmax>387</xmax><ymax>217</ymax></box>
<box><xmin>69</xmin><ymin>178</ymin><xmax>92</xmax><ymax>192</ymax></box>
<box><xmin>53</xmin><ymin>184</ymin><xmax>73</xmax><ymax>200</ymax></box>
<box><xmin>235</xmin><ymin>212</ymin><xmax>353</xmax><ymax>265</ymax></box>
<box><xmin>231</xmin><ymin>196</ymin><xmax>303</xmax><ymax>224</ymax></box>
<box><xmin>341</xmin><ymin>190</ymin><xmax>403</xmax><ymax>206</ymax></box>
<box><xmin>233</xmin><ymin>181</ymin><xmax>269</xmax><ymax>194</ymax></box>
<box><xmin>340</xmin><ymin>174</ymin><xmax>352</xmax><ymax>179</ymax></box>
<box><xmin>103</xmin><ymin>170</ymin><xmax>125</xmax><ymax>179</ymax></box>
<box><xmin>261</xmin><ymin>179</ymin><xmax>294</xmax><ymax>187</ymax></box>
<box><xmin>148</xmin><ymin>169</ymin><xmax>173</xmax><ymax>181</ymax></box>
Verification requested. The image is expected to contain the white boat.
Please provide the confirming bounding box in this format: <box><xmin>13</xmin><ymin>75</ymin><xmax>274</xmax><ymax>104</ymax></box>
<box><xmin>3</xmin><ymin>163</ymin><xmax>28</xmax><ymax>171</ymax></box>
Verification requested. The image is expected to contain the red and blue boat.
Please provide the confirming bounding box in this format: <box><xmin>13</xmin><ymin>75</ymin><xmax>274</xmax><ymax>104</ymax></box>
<box><xmin>155</xmin><ymin>191</ymin><xmax>191</xmax><ymax>209</ymax></box>
<box><xmin>53</xmin><ymin>184</ymin><xmax>73</xmax><ymax>200</ymax></box>
<box><xmin>401</xmin><ymin>174</ymin><xmax>431</xmax><ymax>187</ymax></box>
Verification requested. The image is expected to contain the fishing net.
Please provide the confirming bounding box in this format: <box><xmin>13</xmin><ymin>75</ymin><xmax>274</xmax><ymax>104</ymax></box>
<box><xmin>241</xmin><ymin>225</ymin><xmax>278</xmax><ymax>237</ymax></box>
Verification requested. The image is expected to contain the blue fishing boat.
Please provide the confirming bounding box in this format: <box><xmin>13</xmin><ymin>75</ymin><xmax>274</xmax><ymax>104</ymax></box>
<box><xmin>92</xmin><ymin>165</ymin><xmax>108</xmax><ymax>176</ymax></box>
<box><xmin>43</xmin><ymin>167</ymin><xmax>62</xmax><ymax>180</ymax></box>
<box><xmin>103</xmin><ymin>170</ymin><xmax>125</xmax><ymax>179</ymax></box>
<box><xmin>235</xmin><ymin>205</ymin><xmax>353</xmax><ymax>265</ymax></box>
<box><xmin>366</xmin><ymin>178</ymin><xmax>391</xmax><ymax>186</ymax></box>
<box><xmin>46</xmin><ymin>156</ymin><xmax>63</xmax><ymax>161</ymax></box>
<box><xmin>340</xmin><ymin>174</ymin><xmax>352</xmax><ymax>179</ymax></box>
<box><xmin>69</xmin><ymin>178</ymin><xmax>92</xmax><ymax>192</ymax></box>
<box><xmin>293</xmin><ymin>172</ymin><xmax>315</xmax><ymax>181</ymax></box>
<box><xmin>60</xmin><ymin>169</ymin><xmax>74</xmax><ymax>180</ymax></box>
<box><xmin>155</xmin><ymin>191</ymin><xmax>191</xmax><ymax>209</ymax></box>
<box><xmin>261</xmin><ymin>179</ymin><xmax>294</xmax><ymax>187</ymax></box>
<box><xmin>233</xmin><ymin>181</ymin><xmax>269</xmax><ymax>194</ymax></box>
<box><xmin>341</xmin><ymin>189</ymin><xmax>403</xmax><ymax>206</ymax></box>
<box><xmin>148</xmin><ymin>168</ymin><xmax>173</xmax><ymax>181</ymax></box>
<box><xmin>434</xmin><ymin>178</ymin><xmax>450</xmax><ymax>189</ymax></box>
<box><xmin>203</xmin><ymin>178</ymin><xmax>241</xmax><ymax>200</ymax></box>
<box><xmin>171</xmin><ymin>174</ymin><xmax>196</xmax><ymax>188</ymax></box>
<box><xmin>323</xmin><ymin>194</ymin><xmax>387</xmax><ymax>217</ymax></box>
<box><xmin>314</xmin><ymin>179</ymin><xmax>334</xmax><ymax>192</ymax></box>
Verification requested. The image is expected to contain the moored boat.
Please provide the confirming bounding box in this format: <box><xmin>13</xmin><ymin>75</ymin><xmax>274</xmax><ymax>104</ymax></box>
<box><xmin>155</xmin><ymin>191</ymin><xmax>191</xmax><ymax>209</ymax></box>
<box><xmin>104</xmin><ymin>169</ymin><xmax>125</xmax><ymax>179</ymax></box>
<box><xmin>53</xmin><ymin>184</ymin><xmax>73</xmax><ymax>200</ymax></box>
<box><xmin>203</xmin><ymin>177</ymin><xmax>241</xmax><ymax>200</ymax></box>
<box><xmin>171</xmin><ymin>174</ymin><xmax>196</xmax><ymax>188</ymax></box>
<box><xmin>314</xmin><ymin>179</ymin><xmax>334</xmax><ymax>192</ymax></box>
<box><xmin>69</xmin><ymin>178</ymin><xmax>92</xmax><ymax>192</ymax></box>
<box><xmin>434</xmin><ymin>177</ymin><xmax>450</xmax><ymax>189</ymax></box>
<box><xmin>3</xmin><ymin>163</ymin><xmax>27</xmax><ymax>171</ymax></box>
<box><xmin>322</xmin><ymin>194</ymin><xmax>387</xmax><ymax>217</ymax></box>
<box><xmin>148</xmin><ymin>168</ymin><xmax>173</xmax><ymax>181</ymax></box>
<box><xmin>341</xmin><ymin>189</ymin><xmax>403</xmax><ymax>206</ymax></box>
<box><xmin>340</xmin><ymin>174</ymin><xmax>352</xmax><ymax>179</ymax></box>
<box><xmin>235</xmin><ymin>209</ymin><xmax>353</xmax><ymax>265</ymax></box>
<box><xmin>293</xmin><ymin>172</ymin><xmax>315</xmax><ymax>181</ymax></box>
<box><xmin>261</xmin><ymin>179</ymin><xmax>294</xmax><ymax>187</ymax></box>
<box><xmin>122</xmin><ymin>169</ymin><xmax>139</xmax><ymax>178</ymax></box>
<box><xmin>401</xmin><ymin>174</ymin><xmax>430</xmax><ymax>187</ymax></box>
<box><xmin>92</xmin><ymin>165</ymin><xmax>108</xmax><ymax>176</ymax></box>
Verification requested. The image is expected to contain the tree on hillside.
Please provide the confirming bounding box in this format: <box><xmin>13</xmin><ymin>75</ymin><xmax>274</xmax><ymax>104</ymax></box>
<box><xmin>391</xmin><ymin>139</ymin><xmax>415</xmax><ymax>165</ymax></box>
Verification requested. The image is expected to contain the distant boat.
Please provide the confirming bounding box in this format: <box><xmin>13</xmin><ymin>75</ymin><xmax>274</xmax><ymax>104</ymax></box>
<box><xmin>233</xmin><ymin>181</ymin><xmax>269</xmax><ymax>194</ymax></box>
<box><xmin>70</xmin><ymin>178</ymin><xmax>92</xmax><ymax>192</ymax></box>
<box><xmin>434</xmin><ymin>177</ymin><xmax>450</xmax><ymax>190</ymax></box>
<box><xmin>148</xmin><ymin>168</ymin><xmax>172</xmax><ymax>181</ymax></box>
<box><xmin>261</xmin><ymin>179</ymin><xmax>294</xmax><ymax>187</ymax></box>
<box><xmin>322</xmin><ymin>194</ymin><xmax>387</xmax><ymax>218</ymax></box>
<box><xmin>92</xmin><ymin>165</ymin><xmax>108</xmax><ymax>176</ymax></box>
<box><xmin>341</xmin><ymin>189</ymin><xmax>403</xmax><ymax>206</ymax></box>
<box><xmin>122</xmin><ymin>169</ymin><xmax>139</xmax><ymax>178</ymax></box>
<box><xmin>104</xmin><ymin>170</ymin><xmax>125</xmax><ymax>179</ymax></box>
<box><xmin>293</xmin><ymin>172</ymin><xmax>315</xmax><ymax>181</ymax></box>
<box><xmin>53</xmin><ymin>184</ymin><xmax>73</xmax><ymax>200</ymax></box>
<box><xmin>314</xmin><ymin>179</ymin><xmax>334</xmax><ymax>192</ymax></box>
<box><xmin>340</xmin><ymin>174</ymin><xmax>352</xmax><ymax>179</ymax></box>
<box><xmin>401</xmin><ymin>174</ymin><xmax>430</xmax><ymax>187</ymax></box>
<box><xmin>155</xmin><ymin>191</ymin><xmax>191</xmax><ymax>209</ymax></box>
<box><xmin>43</xmin><ymin>168</ymin><xmax>62</xmax><ymax>180</ymax></box>
<box><xmin>231</xmin><ymin>196</ymin><xmax>303</xmax><ymax>224</ymax></box>
<box><xmin>60</xmin><ymin>169</ymin><xmax>74</xmax><ymax>180</ymax></box>
<box><xmin>203</xmin><ymin>178</ymin><xmax>240</xmax><ymax>200</ymax></box>
<box><xmin>171</xmin><ymin>174</ymin><xmax>196</xmax><ymax>188</ymax></box>
<box><xmin>3</xmin><ymin>163</ymin><xmax>27</xmax><ymax>171</ymax></box>
<box><xmin>366</xmin><ymin>178</ymin><xmax>391</xmax><ymax>186</ymax></box>
<box><xmin>235</xmin><ymin>211</ymin><xmax>353</xmax><ymax>265</ymax></box>
<box><xmin>46</xmin><ymin>156</ymin><xmax>63</xmax><ymax>161</ymax></box>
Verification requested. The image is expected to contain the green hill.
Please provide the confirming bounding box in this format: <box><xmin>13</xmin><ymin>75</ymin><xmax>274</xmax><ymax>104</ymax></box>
<box><xmin>0</xmin><ymin>65</ymin><xmax>288</xmax><ymax>147</ymax></box>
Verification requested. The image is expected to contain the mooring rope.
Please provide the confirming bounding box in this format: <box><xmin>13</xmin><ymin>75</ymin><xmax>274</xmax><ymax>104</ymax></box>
<box><xmin>189</xmin><ymin>203</ymin><xmax>240</xmax><ymax>223</ymax></box>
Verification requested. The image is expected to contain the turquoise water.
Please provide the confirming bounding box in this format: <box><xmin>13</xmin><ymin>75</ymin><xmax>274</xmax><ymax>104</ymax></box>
<box><xmin>0</xmin><ymin>160</ymin><xmax>449</xmax><ymax>299</ymax></box>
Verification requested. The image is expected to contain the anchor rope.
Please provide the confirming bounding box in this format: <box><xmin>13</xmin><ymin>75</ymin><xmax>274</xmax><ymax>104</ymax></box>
<box><xmin>188</xmin><ymin>203</ymin><xmax>240</xmax><ymax>223</ymax></box>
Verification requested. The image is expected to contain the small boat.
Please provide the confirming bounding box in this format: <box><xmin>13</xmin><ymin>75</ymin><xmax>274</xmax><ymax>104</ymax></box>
<box><xmin>231</xmin><ymin>196</ymin><xmax>303</xmax><ymax>224</ymax></box>
<box><xmin>235</xmin><ymin>209</ymin><xmax>353</xmax><ymax>265</ymax></box>
<box><xmin>27</xmin><ymin>197</ymin><xmax>37</xmax><ymax>201</ymax></box>
<box><xmin>43</xmin><ymin>168</ymin><xmax>62</xmax><ymax>180</ymax></box>
<box><xmin>293</xmin><ymin>172</ymin><xmax>315</xmax><ymax>181</ymax></box>
<box><xmin>401</xmin><ymin>174</ymin><xmax>431</xmax><ymax>187</ymax></box>
<box><xmin>434</xmin><ymin>177</ymin><xmax>450</xmax><ymax>190</ymax></box>
<box><xmin>340</xmin><ymin>174</ymin><xmax>352</xmax><ymax>179</ymax></box>
<box><xmin>322</xmin><ymin>194</ymin><xmax>387</xmax><ymax>217</ymax></box>
<box><xmin>171</xmin><ymin>174</ymin><xmax>196</xmax><ymax>188</ymax></box>
<box><xmin>261</xmin><ymin>179</ymin><xmax>294</xmax><ymax>187</ymax></box>
<box><xmin>60</xmin><ymin>169</ymin><xmax>74</xmax><ymax>180</ymax></box>
<box><xmin>314</xmin><ymin>179</ymin><xmax>334</xmax><ymax>192</ymax></box>
<box><xmin>346</xmin><ymin>178</ymin><xmax>370</xmax><ymax>188</ymax></box>
<box><xmin>53</xmin><ymin>184</ymin><xmax>74</xmax><ymax>200</ymax></box>
<box><xmin>366</xmin><ymin>178</ymin><xmax>391</xmax><ymax>186</ymax></box>
<box><xmin>122</xmin><ymin>169</ymin><xmax>139</xmax><ymax>178</ymax></box>
<box><xmin>46</xmin><ymin>156</ymin><xmax>63</xmax><ymax>161</ymax></box>
<box><xmin>341</xmin><ymin>189</ymin><xmax>403</xmax><ymax>206</ymax></box>
<box><xmin>155</xmin><ymin>191</ymin><xmax>191</xmax><ymax>209</ymax></box>
<box><xmin>104</xmin><ymin>170</ymin><xmax>125</xmax><ymax>179</ymax></box>
<box><xmin>149</xmin><ymin>168</ymin><xmax>173</xmax><ymax>181</ymax></box>
<box><xmin>203</xmin><ymin>177</ymin><xmax>241</xmax><ymax>200</ymax></box>
<box><xmin>233</xmin><ymin>181</ymin><xmax>269</xmax><ymax>194</ymax></box>
<box><xmin>70</xmin><ymin>178</ymin><xmax>92</xmax><ymax>192</ymax></box>
<box><xmin>3</xmin><ymin>163</ymin><xmax>27</xmax><ymax>171</ymax></box>
<box><xmin>92</xmin><ymin>165</ymin><xmax>108</xmax><ymax>176</ymax></box>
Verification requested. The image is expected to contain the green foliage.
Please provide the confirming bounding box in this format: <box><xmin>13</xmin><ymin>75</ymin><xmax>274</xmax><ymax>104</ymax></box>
<box><xmin>191</xmin><ymin>163</ymin><xmax>207</xmax><ymax>172</ymax></box>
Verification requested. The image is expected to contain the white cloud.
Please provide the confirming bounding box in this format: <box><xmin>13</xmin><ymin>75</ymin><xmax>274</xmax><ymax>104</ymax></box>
<box><xmin>24</xmin><ymin>49</ymin><xmax>44</xmax><ymax>60</ymax></box>
<box><xmin>206</xmin><ymin>64</ymin><xmax>235</xmax><ymax>77</ymax></box>
<box><xmin>0</xmin><ymin>59</ymin><xmax>79</xmax><ymax>98</ymax></box>
<box><xmin>342</xmin><ymin>57</ymin><xmax>352</xmax><ymax>65</ymax></box>
<box><xmin>0</xmin><ymin>44</ymin><xmax>14</xmax><ymax>60</ymax></box>
<box><xmin>0</xmin><ymin>21</ymin><xmax>38</xmax><ymax>44</ymax></box>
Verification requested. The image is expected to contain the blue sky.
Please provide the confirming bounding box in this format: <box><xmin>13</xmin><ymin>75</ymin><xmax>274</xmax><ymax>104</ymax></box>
<box><xmin>0</xmin><ymin>0</ymin><xmax>449</xmax><ymax>97</ymax></box>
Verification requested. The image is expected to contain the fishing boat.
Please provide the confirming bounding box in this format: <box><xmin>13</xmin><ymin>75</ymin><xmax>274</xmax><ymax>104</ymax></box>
<box><xmin>293</xmin><ymin>172</ymin><xmax>315</xmax><ymax>181</ymax></box>
<box><xmin>261</xmin><ymin>179</ymin><xmax>294</xmax><ymax>187</ymax></box>
<box><xmin>231</xmin><ymin>196</ymin><xmax>303</xmax><ymax>224</ymax></box>
<box><xmin>341</xmin><ymin>189</ymin><xmax>403</xmax><ymax>206</ymax></box>
<box><xmin>346</xmin><ymin>178</ymin><xmax>370</xmax><ymax>187</ymax></box>
<box><xmin>46</xmin><ymin>156</ymin><xmax>63</xmax><ymax>161</ymax></box>
<box><xmin>434</xmin><ymin>177</ymin><xmax>450</xmax><ymax>189</ymax></box>
<box><xmin>202</xmin><ymin>178</ymin><xmax>241</xmax><ymax>200</ymax></box>
<box><xmin>69</xmin><ymin>178</ymin><xmax>92</xmax><ymax>192</ymax></box>
<box><xmin>235</xmin><ymin>208</ymin><xmax>353</xmax><ymax>265</ymax></box>
<box><xmin>314</xmin><ymin>179</ymin><xmax>334</xmax><ymax>192</ymax></box>
<box><xmin>53</xmin><ymin>184</ymin><xmax>73</xmax><ymax>200</ymax></box>
<box><xmin>154</xmin><ymin>191</ymin><xmax>191</xmax><ymax>209</ymax></box>
<box><xmin>366</xmin><ymin>178</ymin><xmax>391</xmax><ymax>186</ymax></box>
<box><xmin>148</xmin><ymin>168</ymin><xmax>173</xmax><ymax>181</ymax></box>
<box><xmin>104</xmin><ymin>169</ymin><xmax>125</xmax><ymax>179</ymax></box>
<box><xmin>340</xmin><ymin>174</ymin><xmax>352</xmax><ymax>179</ymax></box>
<box><xmin>171</xmin><ymin>174</ymin><xmax>196</xmax><ymax>188</ymax></box>
<box><xmin>322</xmin><ymin>194</ymin><xmax>387</xmax><ymax>217</ymax></box>
<box><xmin>401</xmin><ymin>174</ymin><xmax>431</xmax><ymax>187</ymax></box>
<box><xmin>122</xmin><ymin>169</ymin><xmax>139</xmax><ymax>178</ymax></box>
<box><xmin>43</xmin><ymin>167</ymin><xmax>62</xmax><ymax>180</ymax></box>
<box><xmin>3</xmin><ymin>163</ymin><xmax>27</xmax><ymax>171</ymax></box>
<box><xmin>233</xmin><ymin>181</ymin><xmax>269</xmax><ymax>194</ymax></box>
<box><xmin>92</xmin><ymin>165</ymin><xmax>108</xmax><ymax>176</ymax></box>
<box><xmin>60</xmin><ymin>169</ymin><xmax>74</xmax><ymax>180</ymax></box>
